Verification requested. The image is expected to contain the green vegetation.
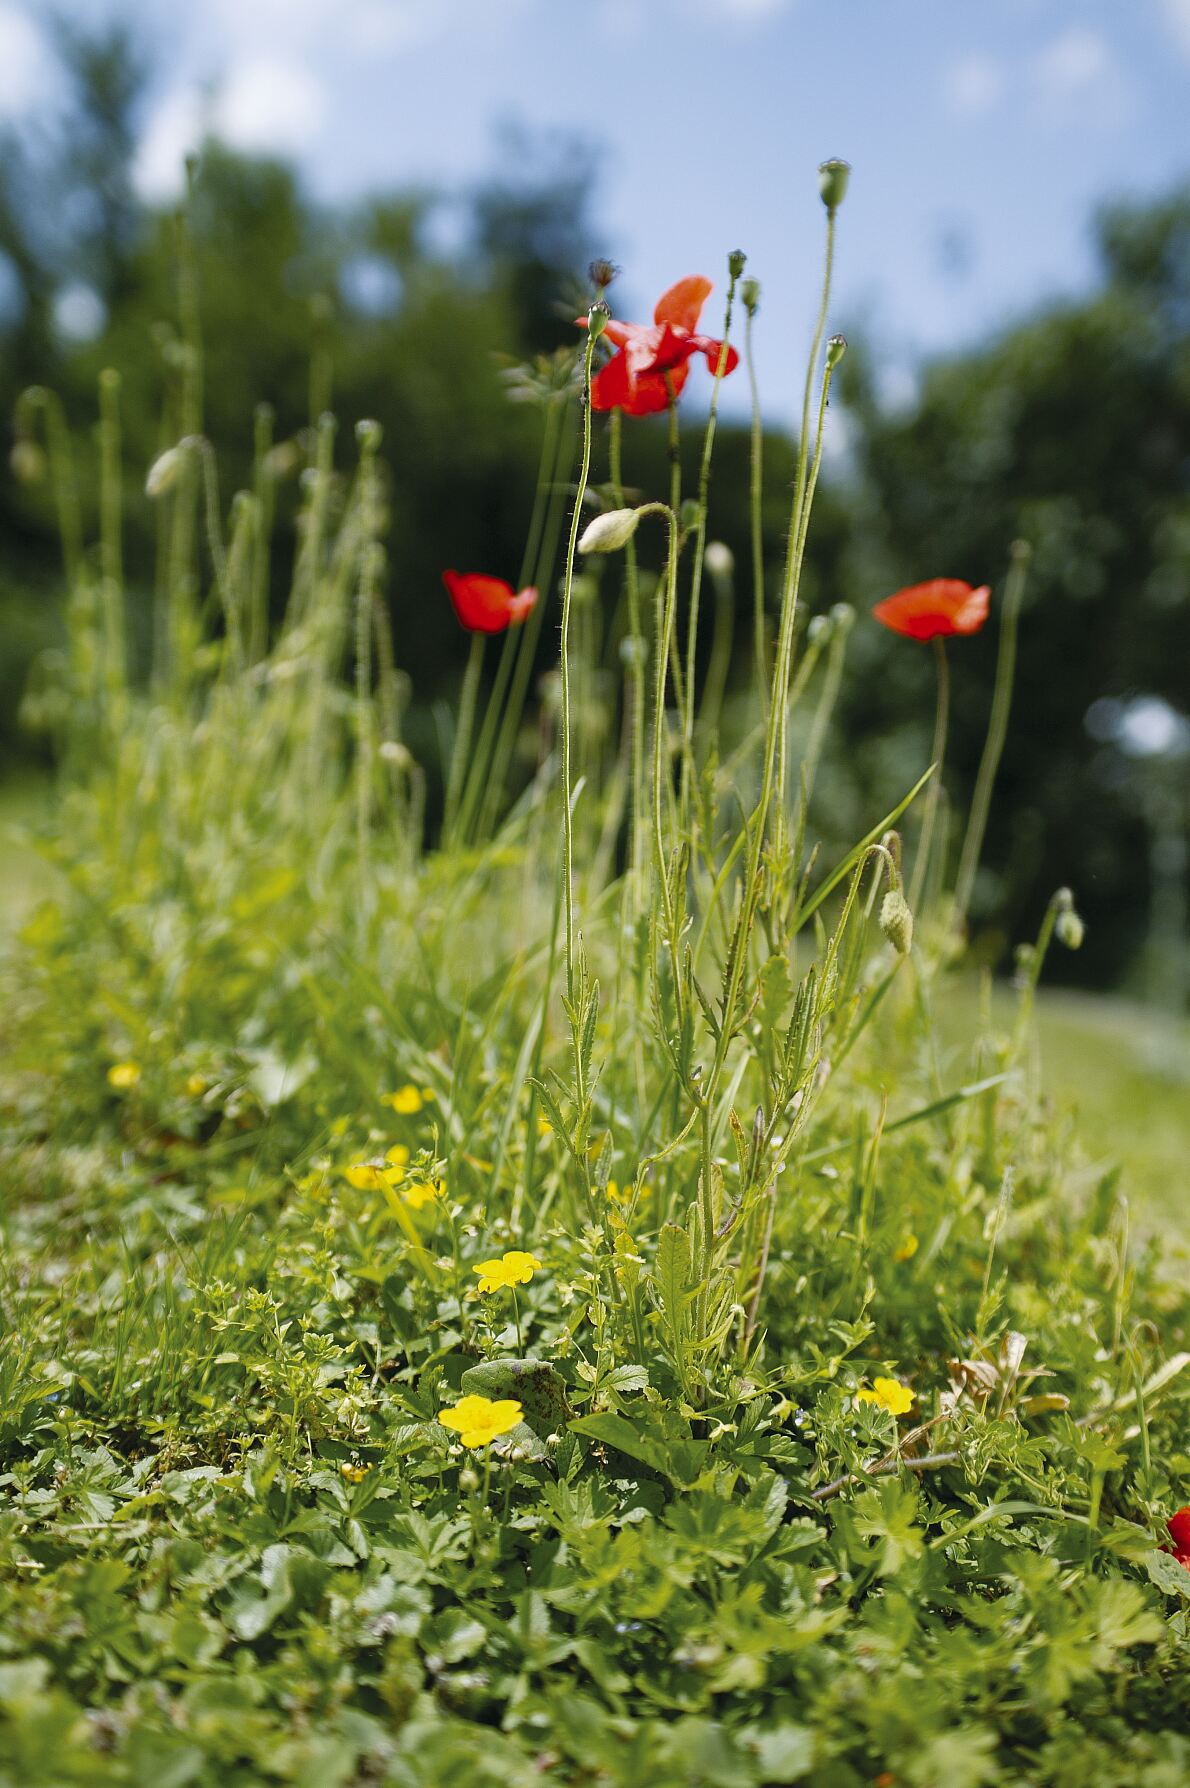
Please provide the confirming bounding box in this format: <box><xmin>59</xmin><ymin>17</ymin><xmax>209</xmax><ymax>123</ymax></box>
<box><xmin>2</xmin><ymin>151</ymin><xmax>1189</xmax><ymax>1788</ymax></box>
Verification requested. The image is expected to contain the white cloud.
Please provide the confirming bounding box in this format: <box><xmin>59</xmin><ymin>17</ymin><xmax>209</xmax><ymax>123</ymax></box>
<box><xmin>1030</xmin><ymin>26</ymin><xmax>1132</xmax><ymax>124</ymax></box>
<box><xmin>1158</xmin><ymin>0</ymin><xmax>1190</xmax><ymax>61</ymax></box>
<box><xmin>133</xmin><ymin>85</ymin><xmax>205</xmax><ymax>202</ymax></box>
<box><xmin>0</xmin><ymin>4</ymin><xmax>47</xmax><ymax>119</ymax></box>
<box><xmin>944</xmin><ymin>53</ymin><xmax>1004</xmax><ymax>118</ymax></box>
<box><xmin>213</xmin><ymin>57</ymin><xmax>327</xmax><ymax>155</ymax></box>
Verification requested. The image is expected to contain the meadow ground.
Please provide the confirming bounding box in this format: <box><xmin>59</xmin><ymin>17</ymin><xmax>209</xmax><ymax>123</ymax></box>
<box><xmin>2</xmin><ymin>198</ymin><xmax>1189</xmax><ymax>1786</ymax></box>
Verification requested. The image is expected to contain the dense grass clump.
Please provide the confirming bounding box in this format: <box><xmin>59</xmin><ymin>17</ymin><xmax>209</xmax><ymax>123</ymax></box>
<box><xmin>1</xmin><ymin>176</ymin><xmax>1188</xmax><ymax>1787</ymax></box>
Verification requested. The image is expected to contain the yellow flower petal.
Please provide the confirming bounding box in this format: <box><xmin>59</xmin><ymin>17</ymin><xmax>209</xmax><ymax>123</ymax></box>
<box><xmin>893</xmin><ymin>1234</ymin><xmax>919</xmax><ymax>1263</ymax></box>
<box><xmin>107</xmin><ymin>1062</ymin><xmax>141</xmax><ymax>1089</ymax></box>
<box><xmin>439</xmin><ymin>1393</ymin><xmax>523</xmax><ymax>1448</ymax></box>
<box><xmin>386</xmin><ymin>1085</ymin><xmax>424</xmax><ymax>1115</ymax></box>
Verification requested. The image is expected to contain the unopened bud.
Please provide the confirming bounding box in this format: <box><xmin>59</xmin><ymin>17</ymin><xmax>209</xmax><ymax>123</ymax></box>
<box><xmin>880</xmin><ymin>889</ymin><xmax>914</xmax><ymax>955</ymax></box>
<box><xmin>740</xmin><ymin>278</ymin><xmax>761</xmax><ymax>316</ymax></box>
<box><xmin>1055</xmin><ymin>907</ymin><xmax>1084</xmax><ymax>950</ymax></box>
<box><xmin>587</xmin><ymin>301</ymin><xmax>610</xmax><ymax>341</ymax></box>
<box><xmin>579</xmin><ymin>507</ymin><xmax>640</xmax><ymax>554</ymax></box>
<box><xmin>728</xmin><ymin>249</ymin><xmax>747</xmax><ymax>281</ymax></box>
<box><xmin>818</xmin><ymin>158</ymin><xmax>851</xmax><ymax>214</ymax></box>
<box><xmin>458</xmin><ymin>1467</ymin><xmax>479</xmax><ymax>1492</ymax></box>
<box><xmin>355</xmin><ymin>418</ymin><xmax>382</xmax><ymax>451</ymax></box>
<box><xmin>826</xmin><ymin>334</ymin><xmax>847</xmax><ymax>371</ymax></box>
<box><xmin>145</xmin><ymin>445</ymin><xmax>185</xmax><ymax>499</ymax></box>
<box><xmin>830</xmin><ymin>601</ymin><xmax>855</xmax><ymax>630</ymax></box>
<box><xmin>679</xmin><ymin>497</ymin><xmax>701</xmax><ymax>532</ymax></box>
<box><xmin>10</xmin><ymin>439</ymin><xmax>45</xmax><ymax>485</ymax></box>
<box><xmin>704</xmin><ymin>541</ymin><xmax>734</xmax><ymax>580</ymax></box>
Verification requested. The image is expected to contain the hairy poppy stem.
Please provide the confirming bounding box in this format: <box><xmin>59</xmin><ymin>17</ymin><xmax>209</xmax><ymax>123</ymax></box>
<box><xmin>559</xmin><ymin>324</ymin><xmax>600</xmax><ymax>1024</ymax></box>
<box><xmin>745</xmin><ymin>301</ymin><xmax>767</xmax><ymax>708</ymax></box>
<box><xmin>682</xmin><ymin>260</ymin><xmax>741</xmax><ymax>782</ymax></box>
<box><xmin>954</xmin><ymin>540</ymin><xmax>1031</xmax><ymax>927</ymax></box>
<box><xmin>444</xmin><ymin>632</ymin><xmax>484</xmax><ymax>845</ymax></box>
<box><xmin>910</xmin><ymin>637</ymin><xmax>950</xmax><ymax>909</ymax></box>
<box><xmin>609</xmin><ymin>410</ymin><xmax>648</xmax><ymax>921</ymax></box>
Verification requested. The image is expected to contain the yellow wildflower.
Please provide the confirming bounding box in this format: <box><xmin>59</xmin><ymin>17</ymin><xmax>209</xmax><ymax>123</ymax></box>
<box><xmin>439</xmin><ymin>1393</ymin><xmax>523</xmax><ymax>1449</ymax></box>
<box><xmin>536</xmin><ymin>1113</ymin><xmax>553</xmax><ymax>1139</ymax></box>
<box><xmin>385</xmin><ymin>1085</ymin><xmax>424</xmax><ymax>1115</ymax></box>
<box><xmin>401</xmin><ymin>1179</ymin><xmax>441</xmax><ymax>1211</ymax></box>
<box><xmin>107</xmin><ymin>1062</ymin><xmax>141</xmax><ymax>1090</ymax></box>
<box><xmin>185</xmin><ymin>1073</ymin><xmax>208</xmax><ymax>1098</ymax></box>
<box><xmin>344</xmin><ymin>1161</ymin><xmax>388</xmax><ymax>1192</ymax></box>
<box><xmin>340</xmin><ymin>1462</ymin><xmax>367</xmax><ymax>1483</ymax></box>
<box><xmin>893</xmin><ymin>1234</ymin><xmax>919</xmax><ymax>1263</ymax></box>
<box><xmin>473</xmin><ymin>1250</ymin><xmax>541</xmax><ymax>1294</ymax></box>
<box><xmin>856</xmin><ymin>1376</ymin><xmax>914</xmax><ymax>1416</ymax></box>
<box><xmin>386</xmin><ymin>1144</ymin><xmax>410</xmax><ymax>1168</ymax></box>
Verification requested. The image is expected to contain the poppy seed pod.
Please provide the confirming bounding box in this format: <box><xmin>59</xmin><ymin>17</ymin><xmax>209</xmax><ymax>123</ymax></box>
<box><xmin>880</xmin><ymin>889</ymin><xmax>914</xmax><ymax>955</ymax></box>
<box><xmin>579</xmin><ymin>508</ymin><xmax>641</xmax><ymax>555</ymax></box>
<box><xmin>818</xmin><ymin>158</ymin><xmax>851</xmax><ymax>213</ymax></box>
<box><xmin>740</xmin><ymin>277</ymin><xmax>761</xmax><ymax>316</ymax></box>
<box><xmin>826</xmin><ymin>334</ymin><xmax>847</xmax><ymax>371</ymax></box>
<box><xmin>728</xmin><ymin>249</ymin><xmax>747</xmax><ymax>280</ymax></box>
<box><xmin>1055</xmin><ymin>907</ymin><xmax>1085</xmax><ymax>950</ymax></box>
<box><xmin>587</xmin><ymin>301</ymin><xmax>611</xmax><ymax>341</ymax></box>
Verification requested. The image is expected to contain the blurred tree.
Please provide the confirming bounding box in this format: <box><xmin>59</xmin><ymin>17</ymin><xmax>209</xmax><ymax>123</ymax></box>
<box><xmin>837</xmin><ymin>189</ymin><xmax>1190</xmax><ymax>991</ymax></box>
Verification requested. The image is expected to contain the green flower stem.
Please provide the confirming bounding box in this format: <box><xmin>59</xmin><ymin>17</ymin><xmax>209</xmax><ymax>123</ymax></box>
<box><xmin>910</xmin><ymin>636</ymin><xmax>950</xmax><ymax>910</ymax></box>
<box><xmin>97</xmin><ymin>369</ymin><xmax>126</xmax><ymax>730</ymax></box>
<box><xmin>953</xmin><ymin>540</ymin><xmax>1031</xmax><ymax>926</ymax></box>
<box><xmin>746</xmin><ymin>303</ymin><xmax>767</xmax><ymax>704</ymax></box>
<box><xmin>683</xmin><ymin>266</ymin><xmax>740</xmax><ymax>777</ymax></box>
<box><xmin>559</xmin><ymin>324</ymin><xmax>600</xmax><ymax>1023</ymax></box>
<box><xmin>443</xmin><ymin>631</ymin><xmax>484</xmax><ymax>846</ymax></box>
<box><xmin>609</xmin><ymin>409</ymin><xmax>648</xmax><ymax>919</ymax></box>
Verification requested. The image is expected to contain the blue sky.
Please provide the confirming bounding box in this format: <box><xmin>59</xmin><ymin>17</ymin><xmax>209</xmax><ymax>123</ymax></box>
<box><xmin>3</xmin><ymin>0</ymin><xmax>1188</xmax><ymax>421</ymax></box>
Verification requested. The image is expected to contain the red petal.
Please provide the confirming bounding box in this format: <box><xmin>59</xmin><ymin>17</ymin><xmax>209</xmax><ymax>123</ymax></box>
<box><xmin>872</xmin><ymin>580</ymin><xmax>991</xmax><ymax>641</ymax></box>
<box><xmin>689</xmin><ymin>333</ymin><xmax>740</xmax><ymax>378</ymax></box>
<box><xmin>1168</xmin><ymin>1508</ymin><xmax>1190</xmax><ymax>1555</ymax></box>
<box><xmin>443</xmin><ymin>570</ymin><xmax>536</xmax><ymax>634</ymax></box>
<box><xmin>591</xmin><ymin>353</ymin><xmax>690</xmax><ymax>415</ymax></box>
<box><xmin>654</xmin><ymin>276</ymin><xmax>712</xmax><ymax>333</ymax></box>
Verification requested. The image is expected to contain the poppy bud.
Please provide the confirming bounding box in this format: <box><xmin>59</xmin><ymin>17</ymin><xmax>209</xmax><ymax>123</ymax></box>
<box><xmin>587</xmin><ymin>301</ymin><xmax>610</xmax><ymax>341</ymax></box>
<box><xmin>589</xmin><ymin>259</ymin><xmax>619</xmax><ymax>291</ymax></box>
<box><xmin>807</xmin><ymin>614</ymin><xmax>832</xmax><ymax>645</ymax></box>
<box><xmin>728</xmin><ymin>249</ymin><xmax>747</xmax><ymax>280</ymax></box>
<box><xmin>579</xmin><ymin>507</ymin><xmax>640</xmax><ymax>555</ymax></box>
<box><xmin>9</xmin><ymin>439</ymin><xmax>45</xmax><ymax>485</ymax></box>
<box><xmin>741</xmin><ymin>278</ymin><xmax>761</xmax><ymax>316</ymax></box>
<box><xmin>145</xmin><ymin>445</ymin><xmax>185</xmax><ymax>499</ymax></box>
<box><xmin>880</xmin><ymin>889</ymin><xmax>914</xmax><ymax>955</ymax></box>
<box><xmin>818</xmin><ymin>158</ymin><xmax>851</xmax><ymax>214</ymax></box>
<box><xmin>705</xmin><ymin>542</ymin><xmax>734</xmax><ymax>580</ymax></box>
<box><xmin>830</xmin><ymin>601</ymin><xmax>855</xmax><ymax>630</ymax></box>
<box><xmin>355</xmin><ymin>418</ymin><xmax>382</xmax><ymax>450</ymax></box>
<box><xmin>826</xmin><ymin>334</ymin><xmax>847</xmax><ymax>371</ymax></box>
<box><xmin>1055</xmin><ymin>907</ymin><xmax>1085</xmax><ymax>951</ymax></box>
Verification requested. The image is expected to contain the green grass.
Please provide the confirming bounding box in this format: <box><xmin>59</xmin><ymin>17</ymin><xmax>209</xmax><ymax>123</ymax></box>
<box><xmin>2</xmin><ymin>196</ymin><xmax>1190</xmax><ymax>1787</ymax></box>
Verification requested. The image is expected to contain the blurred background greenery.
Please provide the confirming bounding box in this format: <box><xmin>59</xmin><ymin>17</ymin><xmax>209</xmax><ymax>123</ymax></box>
<box><xmin>0</xmin><ymin>22</ymin><xmax>1186</xmax><ymax>1018</ymax></box>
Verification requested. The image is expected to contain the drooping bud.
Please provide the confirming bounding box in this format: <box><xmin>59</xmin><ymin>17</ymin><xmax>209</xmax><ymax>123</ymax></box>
<box><xmin>704</xmin><ymin>541</ymin><xmax>734</xmax><ymax>580</ymax></box>
<box><xmin>145</xmin><ymin>444</ymin><xmax>185</xmax><ymax>499</ymax></box>
<box><xmin>740</xmin><ymin>278</ymin><xmax>761</xmax><ymax>317</ymax></box>
<box><xmin>355</xmin><ymin>417</ymin><xmax>382</xmax><ymax>451</ymax></box>
<box><xmin>818</xmin><ymin>158</ymin><xmax>851</xmax><ymax>214</ymax></box>
<box><xmin>588</xmin><ymin>258</ymin><xmax>619</xmax><ymax>292</ymax></box>
<box><xmin>880</xmin><ymin>889</ymin><xmax>914</xmax><ymax>955</ymax></box>
<box><xmin>9</xmin><ymin>439</ymin><xmax>45</xmax><ymax>484</ymax></box>
<box><xmin>1055</xmin><ymin>901</ymin><xmax>1085</xmax><ymax>950</ymax></box>
<box><xmin>829</xmin><ymin>600</ymin><xmax>855</xmax><ymax>630</ymax></box>
<box><xmin>826</xmin><ymin>333</ymin><xmax>847</xmax><ymax>371</ymax></box>
<box><xmin>807</xmin><ymin>614</ymin><xmax>832</xmax><ymax>646</ymax></box>
<box><xmin>587</xmin><ymin>300</ymin><xmax>611</xmax><ymax>341</ymax></box>
<box><xmin>728</xmin><ymin>248</ymin><xmax>747</xmax><ymax>281</ymax></box>
<box><xmin>579</xmin><ymin>507</ymin><xmax>640</xmax><ymax>554</ymax></box>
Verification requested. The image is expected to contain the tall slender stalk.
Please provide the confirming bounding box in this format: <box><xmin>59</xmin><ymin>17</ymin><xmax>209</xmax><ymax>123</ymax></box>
<box><xmin>444</xmin><ymin>632</ymin><xmax>484</xmax><ymax>845</ymax></box>
<box><xmin>954</xmin><ymin>540</ymin><xmax>1031</xmax><ymax>926</ymax></box>
<box><xmin>743</xmin><ymin>287</ymin><xmax>767</xmax><ymax>703</ymax></box>
<box><xmin>910</xmin><ymin>636</ymin><xmax>950</xmax><ymax>909</ymax></box>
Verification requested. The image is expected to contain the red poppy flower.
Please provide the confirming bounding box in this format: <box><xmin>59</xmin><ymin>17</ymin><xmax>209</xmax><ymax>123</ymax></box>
<box><xmin>1168</xmin><ymin>1507</ymin><xmax>1190</xmax><ymax>1567</ymax></box>
<box><xmin>872</xmin><ymin>579</ymin><xmax>991</xmax><ymax>642</ymax></box>
<box><xmin>442</xmin><ymin>570</ymin><xmax>538</xmax><ymax>635</ymax></box>
<box><xmin>577</xmin><ymin>276</ymin><xmax>739</xmax><ymax>416</ymax></box>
